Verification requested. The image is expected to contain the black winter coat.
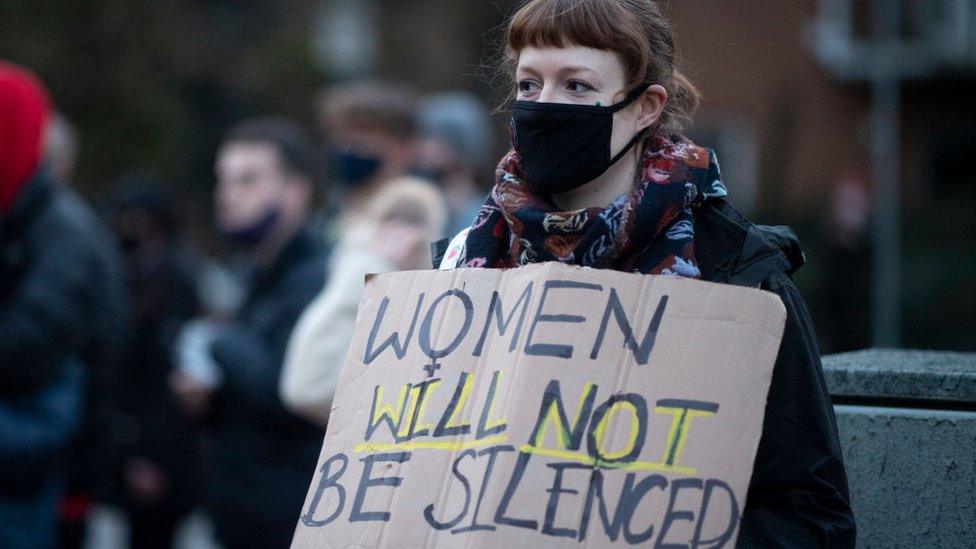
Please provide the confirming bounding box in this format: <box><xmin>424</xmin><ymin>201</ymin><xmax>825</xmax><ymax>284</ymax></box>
<box><xmin>0</xmin><ymin>175</ymin><xmax>126</xmax><ymax>495</ymax></box>
<box><xmin>429</xmin><ymin>198</ymin><xmax>857</xmax><ymax>547</ymax></box>
<box><xmin>692</xmin><ymin>199</ymin><xmax>856</xmax><ymax>547</ymax></box>
<box><xmin>58</xmin><ymin>187</ymin><xmax>128</xmax><ymax>500</ymax></box>
<box><xmin>115</xmin><ymin>240</ymin><xmax>202</xmax><ymax>515</ymax></box>
<box><xmin>206</xmin><ymin>228</ymin><xmax>328</xmax><ymax>549</ymax></box>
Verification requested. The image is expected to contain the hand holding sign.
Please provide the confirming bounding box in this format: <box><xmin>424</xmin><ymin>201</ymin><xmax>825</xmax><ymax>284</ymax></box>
<box><xmin>292</xmin><ymin>263</ymin><xmax>786</xmax><ymax>548</ymax></box>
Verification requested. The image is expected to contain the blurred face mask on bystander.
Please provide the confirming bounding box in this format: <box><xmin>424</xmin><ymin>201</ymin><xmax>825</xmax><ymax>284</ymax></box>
<box><xmin>214</xmin><ymin>142</ymin><xmax>294</xmax><ymax>247</ymax></box>
<box><xmin>330</xmin><ymin>149</ymin><xmax>381</xmax><ymax>188</ymax></box>
<box><xmin>328</xmin><ymin>125</ymin><xmax>409</xmax><ymax>189</ymax></box>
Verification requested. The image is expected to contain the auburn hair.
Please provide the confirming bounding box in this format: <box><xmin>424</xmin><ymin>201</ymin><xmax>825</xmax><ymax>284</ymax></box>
<box><xmin>504</xmin><ymin>0</ymin><xmax>700</xmax><ymax>135</ymax></box>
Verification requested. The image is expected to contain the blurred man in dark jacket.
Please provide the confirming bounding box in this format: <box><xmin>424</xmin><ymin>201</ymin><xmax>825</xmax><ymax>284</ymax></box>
<box><xmin>171</xmin><ymin>117</ymin><xmax>328</xmax><ymax>548</ymax></box>
<box><xmin>0</xmin><ymin>62</ymin><xmax>126</xmax><ymax>549</ymax></box>
<box><xmin>109</xmin><ymin>177</ymin><xmax>203</xmax><ymax>549</ymax></box>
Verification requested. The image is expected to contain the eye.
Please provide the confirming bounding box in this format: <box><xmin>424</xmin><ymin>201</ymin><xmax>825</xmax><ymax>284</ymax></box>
<box><xmin>516</xmin><ymin>79</ymin><xmax>540</xmax><ymax>97</ymax></box>
<box><xmin>566</xmin><ymin>79</ymin><xmax>595</xmax><ymax>93</ymax></box>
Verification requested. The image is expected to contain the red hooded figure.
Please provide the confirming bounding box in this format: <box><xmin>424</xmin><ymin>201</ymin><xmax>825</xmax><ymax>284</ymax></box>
<box><xmin>0</xmin><ymin>61</ymin><xmax>51</xmax><ymax>214</ymax></box>
<box><xmin>0</xmin><ymin>60</ymin><xmax>128</xmax><ymax>549</ymax></box>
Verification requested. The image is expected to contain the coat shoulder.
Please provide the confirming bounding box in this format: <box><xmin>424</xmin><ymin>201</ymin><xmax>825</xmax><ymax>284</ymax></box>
<box><xmin>694</xmin><ymin>199</ymin><xmax>805</xmax><ymax>286</ymax></box>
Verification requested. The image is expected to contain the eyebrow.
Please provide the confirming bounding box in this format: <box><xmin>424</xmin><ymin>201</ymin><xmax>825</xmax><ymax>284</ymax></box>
<box><xmin>557</xmin><ymin>65</ymin><xmax>600</xmax><ymax>77</ymax></box>
<box><xmin>515</xmin><ymin>65</ymin><xmax>602</xmax><ymax>80</ymax></box>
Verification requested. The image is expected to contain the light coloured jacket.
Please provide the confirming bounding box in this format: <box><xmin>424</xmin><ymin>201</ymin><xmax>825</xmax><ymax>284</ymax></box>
<box><xmin>279</xmin><ymin>177</ymin><xmax>449</xmax><ymax>425</ymax></box>
<box><xmin>279</xmin><ymin>226</ymin><xmax>394</xmax><ymax>425</ymax></box>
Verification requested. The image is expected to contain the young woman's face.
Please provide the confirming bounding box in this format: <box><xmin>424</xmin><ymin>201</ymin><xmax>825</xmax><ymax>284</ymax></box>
<box><xmin>515</xmin><ymin>45</ymin><xmax>665</xmax><ymax>159</ymax></box>
<box><xmin>516</xmin><ymin>45</ymin><xmax>627</xmax><ymax>105</ymax></box>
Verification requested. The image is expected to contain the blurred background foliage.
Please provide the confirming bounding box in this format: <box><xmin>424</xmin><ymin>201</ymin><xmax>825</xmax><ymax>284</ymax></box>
<box><xmin>1</xmin><ymin>0</ymin><xmax>973</xmax><ymax>353</ymax></box>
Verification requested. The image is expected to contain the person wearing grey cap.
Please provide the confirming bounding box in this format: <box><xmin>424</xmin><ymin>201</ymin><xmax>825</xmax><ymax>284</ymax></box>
<box><xmin>414</xmin><ymin>91</ymin><xmax>494</xmax><ymax>236</ymax></box>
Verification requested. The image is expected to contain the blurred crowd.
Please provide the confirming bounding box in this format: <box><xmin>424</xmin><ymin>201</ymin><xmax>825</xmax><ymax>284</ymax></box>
<box><xmin>1</xmin><ymin>61</ymin><xmax>493</xmax><ymax>549</ymax></box>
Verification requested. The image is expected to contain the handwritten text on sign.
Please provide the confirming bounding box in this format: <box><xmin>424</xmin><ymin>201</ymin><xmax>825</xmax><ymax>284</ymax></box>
<box><xmin>292</xmin><ymin>264</ymin><xmax>786</xmax><ymax>548</ymax></box>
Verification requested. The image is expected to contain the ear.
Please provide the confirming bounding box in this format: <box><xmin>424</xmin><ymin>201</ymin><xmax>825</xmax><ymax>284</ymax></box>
<box><xmin>636</xmin><ymin>84</ymin><xmax>668</xmax><ymax>131</ymax></box>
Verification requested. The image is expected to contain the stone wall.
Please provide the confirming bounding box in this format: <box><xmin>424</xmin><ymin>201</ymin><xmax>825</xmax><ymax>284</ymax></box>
<box><xmin>823</xmin><ymin>349</ymin><xmax>976</xmax><ymax>548</ymax></box>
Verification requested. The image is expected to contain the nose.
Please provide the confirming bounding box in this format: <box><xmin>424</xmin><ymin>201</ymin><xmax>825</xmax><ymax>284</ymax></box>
<box><xmin>538</xmin><ymin>84</ymin><xmax>559</xmax><ymax>104</ymax></box>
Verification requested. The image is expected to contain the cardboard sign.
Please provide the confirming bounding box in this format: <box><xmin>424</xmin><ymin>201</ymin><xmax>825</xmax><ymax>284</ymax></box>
<box><xmin>292</xmin><ymin>263</ymin><xmax>786</xmax><ymax>548</ymax></box>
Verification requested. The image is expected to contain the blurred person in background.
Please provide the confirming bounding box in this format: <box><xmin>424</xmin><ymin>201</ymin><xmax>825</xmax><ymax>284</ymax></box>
<box><xmin>822</xmin><ymin>169</ymin><xmax>872</xmax><ymax>353</ymax></box>
<box><xmin>170</xmin><ymin>117</ymin><xmax>328</xmax><ymax>549</ymax></box>
<box><xmin>42</xmin><ymin>111</ymin><xmax>130</xmax><ymax>549</ymax></box>
<box><xmin>108</xmin><ymin>176</ymin><xmax>203</xmax><ymax>549</ymax></box>
<box><xmin>277</xmin><ymin>82</ymin><xmax>444</xmax><ymax>426</ymax></box>
<box><xmin>318</xmin><ymin>80</ymin><xmax>418</xmax><ymax>239</ymax></box>
<box><xmin>0</xmin><ymin>62</ymin><xmax>126</xmax><ymax>549</ymax></box>
<box><xmin>44</xmin><ymin>113</ymin><xmax>78</xmax><ymax>186</ymax></box>
<box><xmin>414</xmin><ymin>91</ymin><xmax>494</xmax><ymax>236</ymax></box>
<box><xmin>281</xmin><ymin>176</ymin><xmax>447</xmax><ymax>425</ymax></box>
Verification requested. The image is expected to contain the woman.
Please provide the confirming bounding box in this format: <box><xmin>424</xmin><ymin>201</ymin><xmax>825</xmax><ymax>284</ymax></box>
<box><xmin>439</xmin><ymin>0</ymin><xmax>856</xmax><ymax>546</ymax></box>
<box><xmin>282</xmin><ymin>176</ymin><xmax>447</xmax><ymax>425</ymax></box>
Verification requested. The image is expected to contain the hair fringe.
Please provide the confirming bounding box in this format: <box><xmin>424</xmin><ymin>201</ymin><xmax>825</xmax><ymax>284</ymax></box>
<box><xmin>493</xmin><ymin>0</ymin><xmax>701</xmax><ymax>135</ymax></box>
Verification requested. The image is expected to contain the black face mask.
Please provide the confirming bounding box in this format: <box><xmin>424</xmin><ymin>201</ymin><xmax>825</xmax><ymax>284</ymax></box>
<box><xmin>510</xmin><ymin>85</ymin><xmax>650</xmax><ymax>195</ymax></box>
<box><xmin>331</xmin><ymin>150</ymin><xmax>381</xmax><ymax>188</ymax></box>
<box><xmin>220</xmin><ymin>205</ymin><xmax>280</xmax><ymax>248</ymax></box>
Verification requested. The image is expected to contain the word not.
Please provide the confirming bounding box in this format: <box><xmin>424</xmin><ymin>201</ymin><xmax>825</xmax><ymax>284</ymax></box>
<box><xmin>523</xmin><ymin>380</ymin><xmax>717</xmax><ymax>474</ymax></box>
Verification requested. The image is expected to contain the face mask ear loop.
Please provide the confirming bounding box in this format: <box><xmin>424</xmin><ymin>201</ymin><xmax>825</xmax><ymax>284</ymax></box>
<box><xmin>607</xmin><ymin>126</ymin><xmax>650</xmax><ymax>168</ymax></box>
<box><xmin>609</xmin><ymin>83</ymin><xmax>652</xmax><ymax>113</ymax></box>
<box><xmin>605</xmin><ymin>83</ymin><xmax>655</xmax><ymax>167</ymax></box>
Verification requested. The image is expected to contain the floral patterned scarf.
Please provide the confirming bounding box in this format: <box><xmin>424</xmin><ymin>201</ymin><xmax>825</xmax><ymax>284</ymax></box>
<box><xmin>461</xmin><ymin>134</ymin><xmax>728</xmax><ymax>276</ymax></box>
